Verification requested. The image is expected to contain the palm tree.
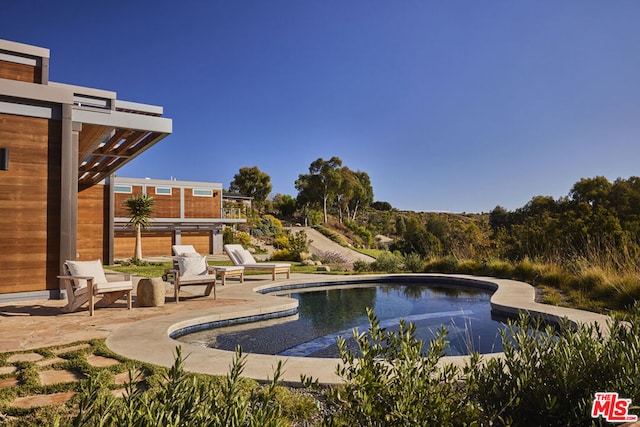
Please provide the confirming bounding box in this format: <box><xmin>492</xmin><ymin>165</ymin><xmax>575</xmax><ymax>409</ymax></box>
<box><xmin>124</xmin><ymin>194</ymin><xmax>155</xmax><ymax>261</ymax></box>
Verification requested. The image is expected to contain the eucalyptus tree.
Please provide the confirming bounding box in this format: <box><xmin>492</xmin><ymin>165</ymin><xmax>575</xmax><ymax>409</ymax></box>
<box><xmin>229</xmin><ymin>166</ymin><xmax>272</xmax><ymax>210</ymax></box>
<box><xmin>347</xmin><ymin>170</ymin><xmax>374</xmax><ymax>221</ymax></box>
<box><xmin>295</xmin><ymin>156</ymin><xmax>343</xmax><ymax>223</ymax></box>
<box><xmin>124</xmin><ymin>194</ymin><xmax>155</xmax><ymax>261</ymax></box>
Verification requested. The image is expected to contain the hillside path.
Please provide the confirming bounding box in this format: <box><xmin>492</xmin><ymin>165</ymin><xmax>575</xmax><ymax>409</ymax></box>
<box><xmin>288</xmin><ymin>226</ymin><xmax>376</xmax><ymax>263</ymax></box>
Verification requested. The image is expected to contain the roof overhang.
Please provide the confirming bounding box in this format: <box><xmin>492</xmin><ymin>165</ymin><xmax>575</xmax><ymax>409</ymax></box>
<box><xmin>0</xmin><ymin>76</ymin><xmax>172</xmax><ymax>191</ymax></box>
<box><xmin>62</xmin><ymin>85</ymin><xmax>173</xmax><ymax>190</ymax></box>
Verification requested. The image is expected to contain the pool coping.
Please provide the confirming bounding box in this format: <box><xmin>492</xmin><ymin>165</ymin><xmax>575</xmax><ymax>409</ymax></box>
<box><xmin>106</xmin><ymin>273</ymin><xmax>610</xmax><ymax>384</ymax></box>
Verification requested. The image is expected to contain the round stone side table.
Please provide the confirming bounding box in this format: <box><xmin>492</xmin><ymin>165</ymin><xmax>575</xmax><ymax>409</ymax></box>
<box><xmin>136</xmin><ymin>277</ymin><xmax>166</xmax><ymax>307</ymax></box>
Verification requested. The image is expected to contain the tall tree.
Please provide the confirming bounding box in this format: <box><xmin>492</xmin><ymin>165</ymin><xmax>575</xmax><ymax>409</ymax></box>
<box><xmin>271</xmin><ymin>193</ymin><xmax>297</xmax><ymax>217</ymax></box>
<box><xmin>124</xmin><ymin>194</ymin><xmax>155</xmax><ymax>260</ymax></box>
<box><xmin>348</xmin><ymin>170</ymin><xmax>374</xmax><ymax>221</ymax></box>
<box><xmin>295</xmin><ymin>157</ymin><xmax>343</xmax><ymax>223</ymax></box>
<box><xmin>335</xmin><ymin>167</ymin><xmax>356</xmax><ymax>223</ymax></box>
<box><xmin>229</xmin><ymin>166</ymin><xmax>272</xmax><ymax>209</ymax></box>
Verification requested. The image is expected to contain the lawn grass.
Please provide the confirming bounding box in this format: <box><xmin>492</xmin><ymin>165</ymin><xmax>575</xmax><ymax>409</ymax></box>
<box><xmin>352</xmin><ymin>248</ymin><xmax>386</xmax><ymax>259</ymax></box>
<box><xmin>106</xmin><ymin>260</ymin><xmax>334</xmax><ymax>278</ymax></box>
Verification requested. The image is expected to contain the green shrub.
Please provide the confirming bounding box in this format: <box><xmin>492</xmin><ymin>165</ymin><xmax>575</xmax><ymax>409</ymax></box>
<box><xmin>308</xmin><ymin>210</ymin><xmax>324</xmax><ymax>226</ymax></box>
<box><xmin>345</xmin><ymin>220</ymin><xmax>374</xmax><ymax>248</ymax></box>
<box><xmin>576</xmin><ymin>268</ymin><xmax>607</xmax><ymax>291</ymax></box>
<box><xmin>456</xmin><ymin>259</ymin><xmax>484</xmax><ymax>275</ymax></box>
<box><xmin>424</xmin><ymin>255</ymin><xmax>459</xmax><ymax>273</ymax></box>
<box><xmin>540</xmin><ymin>267</ymin><xmax>574</xmax><ymax>289</ymax></box>
<box><xmin>72</xmin><ymin>346</ymin><xmax>286</xmax><ymax>427</ymax></box>
<box><xmin>266</xmin><ymin>386</ymin><xmax>318</xmax><ymax>423</ymax></box>
<box><xmin>271</xmin><ymin>230</ymin><xmax>308</xmax><ymax>261</ymax></box>
<box><xmin>271</xmin><ymin>249</ymin><xmax>294</xmax><ymax>261</ymax></box>
<box><xmin>316</xmin><ymin>309</ymin><xmax>477</xmax><ymax>425</ymax></box>
<box><xmin>484</xmin><ymin>258</ymin><xmax>514</xmax><ymax>278</ymax></box>
<box><xmin>352</xmin><ymin>260</ymin><xmax>371</xmax><ymax>273</ymax></box>
<box><xmin>538</xmin><ymin>285</ymin><xmax>564</xmax><ymax>305</ymax></box>
<box><xmin>318</xmin><ymin>251</ymin><xmax>348</xmax><ymax>265</ymax></box>
<box><xmin>468</xmin><ymin>308</ymin><xmax>640</xmax><ymax>426</ymax></box>
<box><xmin>372</xmin><ymin>252</ymin><xmax>402</xmax><ymax>273</ymax></box>
<box><xmin>314</xmin><ymin>225</ymin><xmax>349</xmax><ymax>246</ymax></box>
<box><xmin>222</xmin><ymin>227</ymin><xmax>234</xmax><ymax>245</ymax></box>
<box><xmin>513</xmin><ymin>257</ymin><xmax>539</xmax><ymax>282</ymax></box>
<box><xmin>273</xmin><ymin>235</ymin><xmax>290</xmax><ymax>250</ymax></box>
<box><xmin>402</xmin><ymin>253</ymin><xmax>424</xmax><ymax>272</ymax></box>
<box><xmin>236</xmin><ymin>231</ymin><xmax>251</xmax><ymax>246</ymax></box>
<box><xmin>611</xmin><ymin>275</ymin><xmax>640</xmax><ymax>309</ymax></box>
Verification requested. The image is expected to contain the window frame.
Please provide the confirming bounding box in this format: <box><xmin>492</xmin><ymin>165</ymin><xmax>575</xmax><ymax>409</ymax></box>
<box><xmin>192</xmin><ymin>188</ymin><xmax>213</xmax><ymax>197</ymax></box>
<box><xmin>114</xmin><ymin>184</ymin><xmax>132</xmax><ymax>194</ymax></box>
<box><xmin>154</xmin><ymin>186</ymin><xmax>172</xmax><ymax>196</ymax></box>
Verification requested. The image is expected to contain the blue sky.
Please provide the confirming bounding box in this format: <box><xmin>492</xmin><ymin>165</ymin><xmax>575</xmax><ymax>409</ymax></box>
<box><xmin>3</xmin><ymin>1</ymin><xmax>640</xmax><ymax>213</ymax></box>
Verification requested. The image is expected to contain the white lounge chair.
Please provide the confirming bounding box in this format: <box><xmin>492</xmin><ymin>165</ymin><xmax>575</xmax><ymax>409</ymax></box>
<box><xmin>169</xmin><ymin>244</ymin><xmax>244</xmax><ymax>286</ymax></box>
<box><xmin>165</xmin><ymin>254</ymin><xmax>217</xmax><ymax>303</ymax></box>
<box><xmin>224</xmin><ymin>244</ymin><xmax>291</xmax><ymax>280</ymax></box>
<box><xmin>58</xmin><ymin>260</ymin><xmax>133</xmax><ymax>316</ymax></box>
<box><xmin>172</xmin><ymin>245</ymin><xmax>198</xmax><ymax>256</ymax></box>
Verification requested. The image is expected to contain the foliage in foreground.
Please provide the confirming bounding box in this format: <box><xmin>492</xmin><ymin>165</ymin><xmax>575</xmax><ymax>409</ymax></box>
<box><xmin>312</xmin><ymin>308</ymin><xmax>477</xmax><ymax>426</ymax></box>
<box><xmin>9</xmin><ymin>307</ymin><xmax>640</xmax><ymax>426</ymax></box>
<box><xmin>468</xmin><ymin>310</ymin><xmax>640</xmax><ymax>426</ymax></box>
<box><xmin>304</xmin><ymin>307</ymin><xmax>640</xmax><ymax>426</ymax></box>
<box><xmin>73</xmin><ymin>346</ymin><xmax>288</xmax><ymax>427</ymax></box>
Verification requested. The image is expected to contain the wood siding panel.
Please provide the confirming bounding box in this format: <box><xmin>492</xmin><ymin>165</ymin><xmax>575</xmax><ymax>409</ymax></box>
<box><xmin>149</xmin><ymin>186</ymin><xmax>180</xmax><ymax>218</ymax></box>
<box><xmin>184</xmin><ymin>191</ymin><xmax>221</xmax><ymax>219</ymax></box>
<box><xmin>114</xmin><ymin>230</ymin><xmax>173</xmax><ymax>259</ymax></box>
<box><xmin>113</xmin><ymin>186</ymin><xmax>143</xmax><ymax>217</ymax></box>
<box><xmin>181</xmin><ymin>231</ymin><xmax>212</xmax><ymax>254</ymax></box>
<box><xmin>0</xmin><ymin>60</ymin><xmax>41</xmax><ymax>83</ymax></box>
<box><xmin>77</xmin><ymin>184</ymin><xmax>108</xmax><ymax>261</ymax></box>
<box><xmin>0</xmin><ymin>113</ymin><xmax>60</xmax><ymax>294</ymax></box>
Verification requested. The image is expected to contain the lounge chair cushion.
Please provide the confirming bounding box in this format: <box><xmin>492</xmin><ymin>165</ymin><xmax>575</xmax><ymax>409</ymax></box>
<box><xmin>180</xmin><ymin>252</ymin><xmax>201</xmax><ymax>258</ymax></box>
<box><xmin>177</xmin><ymin>255</ymin><xmax>208</xmax><ymax>277</ymax></box>
<box><xmin>172</xmin><ymin>245</ymin><xmax>198</xmax><ymax>256</ymax></box>
<box><xmin>95</xmin><ymin>280</ymin><xmax>134</xmax><ymax>291</ymax></box>
<box><xmin>238</xmin><ymin>249</ymin><xmax>256</xmax><ymax>264</ymax></box>
<box><xmin>66</xmin><ymin>260</ymin><xmax>108</xmax><ymax>289</ymax></box>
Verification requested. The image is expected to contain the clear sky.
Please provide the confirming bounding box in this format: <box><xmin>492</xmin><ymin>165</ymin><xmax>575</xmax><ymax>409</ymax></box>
<box><xmin>3</xmin><ymin>1</ymin><xmax>640</xmax><ymax>213</ymax></box>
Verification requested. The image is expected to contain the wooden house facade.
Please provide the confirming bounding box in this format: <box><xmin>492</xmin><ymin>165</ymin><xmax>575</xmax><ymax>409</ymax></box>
<box><xmin>0</xmin><ymin>39</ymin><xmax>172</xmax><ymax>301</ymax></box>
<box><xmin>108</xmin><ymin>177</ymin><xmax>244</xmax><ymax>260</ymax></box>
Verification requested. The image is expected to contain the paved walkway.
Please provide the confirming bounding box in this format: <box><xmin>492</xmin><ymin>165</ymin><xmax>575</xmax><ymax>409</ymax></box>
<box><xmin>289</xmin><ymin>226</ymin><xmax>376</xmax><ymax>263</ymax></box>
<box><xmin>0</xmin><ymin>278</ymin><xmax>246</xmax><ymax>353</ymax></box>
<box><xmin>106</xmin><ymin>272</ymin><xmax>609</xmax><ymax>384</ymax></box>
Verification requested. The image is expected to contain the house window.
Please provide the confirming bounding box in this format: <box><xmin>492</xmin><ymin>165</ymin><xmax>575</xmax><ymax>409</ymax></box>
<box><xmin>114</xmin><ymin>185</ymin><xmax>132</xmax><ymax>194</ymax></box>
<box><xmin>155</xmin><ymin>187</ymin><xmax>172</xmax><ymax>195</ymax></box>
<box><xmin>193</xmin><ymin>188</ymin><xmax>213</xmax><ymax>197</ymax></box>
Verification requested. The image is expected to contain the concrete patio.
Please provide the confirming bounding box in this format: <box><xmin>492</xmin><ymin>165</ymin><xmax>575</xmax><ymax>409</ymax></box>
<box><xmin>1</xmin><ymin>272</ymin><xmax>611</xmax><ymax>385</ymax></box>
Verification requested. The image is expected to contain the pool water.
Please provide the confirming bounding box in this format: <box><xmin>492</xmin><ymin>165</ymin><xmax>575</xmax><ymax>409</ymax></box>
<box><xmin>177</xmin><ymin>284</ymin><xmax>508</xmax><ymax>357</ymax></box>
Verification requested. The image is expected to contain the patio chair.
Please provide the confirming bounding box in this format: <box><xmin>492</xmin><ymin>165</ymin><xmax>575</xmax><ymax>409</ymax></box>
<box><xmin>171</xmin><ymin>244</ymin><xmax>198</xmax><ymax>269</ymax></box>
<box><xmin>224</xmin><ymin>244</ymin><xmax>291</xmax><ymax>280</ymax></box>
<box><xmin>58</xmin><ymin>260</ymin><xmax>133</xmax><ymax>316</ymax></box>
<box><xmin>165</xmin><ymin>254</ymin><xmax>216</xmax><ymax>303</ymax></box>
<box><xmin>167</xmin><ymin>244</ymin><xmax>243</xmax><ymax>286</ymax></box>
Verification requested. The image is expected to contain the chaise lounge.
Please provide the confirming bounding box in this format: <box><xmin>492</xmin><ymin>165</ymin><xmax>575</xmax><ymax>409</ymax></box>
<box><xmin>58</xmin><ymin>259</ymin><xmax>133</xmax><ymax>316</ymax></box>
<box><xmin>224</xmin><ymin>244</ymin><xmax>291</xmax><ymax>280</ymax></box>
<box><xmin>170</xmin><ymin>244</ymin><xmax>244</xmax><ymax>286</ymax></box>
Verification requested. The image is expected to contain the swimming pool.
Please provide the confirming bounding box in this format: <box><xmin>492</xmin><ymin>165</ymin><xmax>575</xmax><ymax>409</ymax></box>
<box><xmin>177</xmin><ymin>283</ymin><xmax>508</xmax><ymax>357</ymax></box>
